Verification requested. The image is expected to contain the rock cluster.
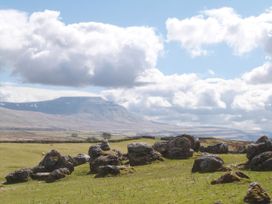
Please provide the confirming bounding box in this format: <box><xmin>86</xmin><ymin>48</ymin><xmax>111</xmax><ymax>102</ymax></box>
<box><xmin>244</xmin><ymin>182</ymin><xmax>271</xmax><ymax>204</ymax></box>
<box><xmin>5</xmin><ymin>149</ymin><xmax>89</xmax><ymax>184</ymax></box>
<box><xmin>243</xmin><ymin>136</ymin><xmax>272</xmax><ymax>171</ymax></box>
<box><xmin>88</xmin><ymin>141</ymin><xmax>131</xmax><ymax>177</ymax></box>
<box><xmin>153</xmin><ymin>135</ymin><xmax>199</xmax><ymax>159</ymax></box>
<box><xmin>200</xmin><ymin>143</ymin><xmax>229</xmax><ymax>154</ymax></box>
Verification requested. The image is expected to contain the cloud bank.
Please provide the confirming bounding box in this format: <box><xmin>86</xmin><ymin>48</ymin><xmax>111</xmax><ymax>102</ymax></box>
<box><xmin>166</xmin><ymin>7</ymin><xmax>272</xmax><ymax>56</ymax></box>
<box><xmin>0</xmin><ymin>10</ymin><xmax>163</xmax><ymax>87</ymax></box>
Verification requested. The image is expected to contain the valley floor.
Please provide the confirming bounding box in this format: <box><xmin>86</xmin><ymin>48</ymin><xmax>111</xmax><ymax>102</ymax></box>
<box><xmin>0</xmin><ymin>139</ymin><xmax>271</xmax><ymax>204</ymax></box>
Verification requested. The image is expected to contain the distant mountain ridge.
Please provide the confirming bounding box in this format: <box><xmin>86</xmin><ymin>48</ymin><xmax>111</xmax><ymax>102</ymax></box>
<box><xmin>0</xmin><ymin>97</ymin><xmax>270</xmax><ymax>141</ymax></box>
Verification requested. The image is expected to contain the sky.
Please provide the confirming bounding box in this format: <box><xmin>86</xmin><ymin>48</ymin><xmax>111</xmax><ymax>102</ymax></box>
<box><xmin>0</xmin><ymin>1</ymin><xmax>272</xmax><ymax>131</ymax></box>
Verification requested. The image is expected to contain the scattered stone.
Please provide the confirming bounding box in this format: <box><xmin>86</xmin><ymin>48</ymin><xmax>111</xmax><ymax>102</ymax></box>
<box><xmin>90</xmin><ymin>154</ymin><xmax>121</xmax><ymax>174</ymax></box>
<box><xmin>73</xmin><ymin>153</ymin><xmax>90</xmax><ymax>166</ymax></box>
<box><xmin>192</xmin><ymin>155</ymin><xmax>225</xmax><ymax>173</ymax></box>
<box><xmin>32</xmin><ymin>150</ymin><xmax>74</xmax><ymax>173</ymax></box>
<box><xmin>244</xmin><ymin>182</ymin><xmax>271</xmax><ymax>204</ymax></box>
<box><xmin>95</xmin><ymin>165</ymin><xmax>134</xmax><ymax>178</ymax></box>
<box><xmin>5</xmin><ymin>168</ymin><xmax>32</xmax><ymax>184</ymax></box>
<box><xmin>247</xmin><ymin>141</ymin><xmax>272</xmax><ymax>160</ymax></box>
<box><xmin>100</xmin><ymin>140</ymin><xmax>110</xmax><ymax>151</ymax></box>
<box><xmin>46</xmin><ymin>168</ymin><xmax>71</xmax><ymax>183</ymax></box>
<box><xmin>211</xmin><ymin>171</ymin><xmax>249</xmax><ymax>185</ymax></box>
<box><xmin>127</xmin><ymin>143</ymin><xmax>162</xmax><ymax>166</ymax></box>
<box><xmin>249</xmin><ymin>151</ymin><xmax>272</xmax><ymax>171</ymax></box>
<box><xmin>200</xmin><ymin>143</ymin><xmax>228</xmax><ymax>154</ymax></box>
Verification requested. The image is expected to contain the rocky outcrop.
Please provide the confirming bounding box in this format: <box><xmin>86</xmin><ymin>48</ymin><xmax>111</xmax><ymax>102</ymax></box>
<box><xmin>176</xmin><ymin>134</ymin><xmax>200</xmax><ymax>152</ymax></box>
<box><xmin>244</xmin><ymin>182</ymin><xmax>271</xmax><ymax>204</ymax></box>
<box><xmin>249</xmin><ymin>151</ymin><xmax>272</xmax><ymax>171</ymax></box>
<box><xmin>192</xmin><ymin>155</ymin><xmax>225</xmax><ymax>173</ymax></box>
<box><xmin>200</xmin><ymin>143</ymin><xmax>228</xmax><ymax>154</ymax></box>
<box><xmin>5</xmin><ymin>168</ymin><xmax>32</xmax><ymax>184</ymax></box>
<box><xmin>211</xmin><ymin>171</ymin><xmax>249</xmax><ymax>185</ymax></box>
<box><xmin>127</xmin><ymin>143</ymin><xmax>162</xmax><ymax>166</ymax></box>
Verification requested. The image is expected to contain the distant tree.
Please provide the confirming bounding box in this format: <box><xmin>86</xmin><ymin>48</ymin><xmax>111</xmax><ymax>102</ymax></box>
<box><xmin>101</xmin><ymin>132</ymin><xmax>112</xmax><ymax>140</ymax></box>
<box><xmin>86</xmin><ymin>136</ymin><xmax>99</xmax><ymax>142</ymax></box>
<box><xmin>71</xmin><ymin>133</ymin><xmax>78</xmax><ymax>137</ymax></box>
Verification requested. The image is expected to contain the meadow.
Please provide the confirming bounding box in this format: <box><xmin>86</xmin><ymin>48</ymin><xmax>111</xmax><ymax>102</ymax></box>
<box><xmin>0</xmin><ymin>139</ymin><xmax>271</xmax><ymax>204</ymax></box>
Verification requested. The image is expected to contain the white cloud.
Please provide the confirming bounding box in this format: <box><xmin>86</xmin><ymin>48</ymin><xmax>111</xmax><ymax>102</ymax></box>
<box><xmin>0</xmin><ymin>84</ymin><xmax>97</xmax><ymax>102</ymax></box>
<box><xmin>0</xmin><ymin>9</ymin><xmax>163</xmax><ymax>87</ymax></box>
<box><xmin>102</xmin><ymin>67</ymin><xmax>272</xmax><ymax>131</ymax></box>
<box><xmin>242</xmin><ymin>62</ymin><xmax>272</xmax><ymax>84</ymax></box>
<box><xmin>166</xmin><ymin>7</ymin><xmax>272</xmax><ymax>56</ymax></box>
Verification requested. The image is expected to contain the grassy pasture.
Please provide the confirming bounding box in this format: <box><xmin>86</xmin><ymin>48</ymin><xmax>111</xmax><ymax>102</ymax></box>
<box><xmin>0</xmin><ymin>139</ymin><xmax>271</xmax><ymax>204</ymax></box>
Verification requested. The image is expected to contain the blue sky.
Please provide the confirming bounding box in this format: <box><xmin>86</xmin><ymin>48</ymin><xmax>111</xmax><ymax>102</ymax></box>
<box><xmin>1</xmin><ymin>1</ymin><xmax>272</xmax><ymax>131</ymax></box>
<box><xmin>0</xmin><ymin>0</ymin><xmax>270</xmax><ymax>80</ymax></box>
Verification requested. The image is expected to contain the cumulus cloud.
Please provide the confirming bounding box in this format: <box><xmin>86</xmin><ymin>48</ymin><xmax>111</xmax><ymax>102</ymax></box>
<box><xmin>242</xmin><ymin>62</ymin><xmax>272</xmax><ymax>84</ymax></box>
<box><xmin>102</xmin><ymin>67</ymin><xmax>272</xmax><ymax>131</ymax></box>
<box><xmin>166</xmin><ymin>7</ymin><xmax>272</xmax><ymax>56</ymax></box>
<box><xmin>0</xmin><ymin>10</ymin><xmax>163</xmax><ymax>87</ymax></box>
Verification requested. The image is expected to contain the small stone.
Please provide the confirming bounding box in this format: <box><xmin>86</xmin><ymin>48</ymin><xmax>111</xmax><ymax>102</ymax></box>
<box><xmin>244</xmin><ymin>182</ymin><xmax>271</xmax><ymax>204</ymax></box>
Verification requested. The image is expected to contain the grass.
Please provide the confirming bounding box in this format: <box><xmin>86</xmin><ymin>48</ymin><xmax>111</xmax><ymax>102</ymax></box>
<box><xmin>0</xmin><ymin>139</ymin><xmax>271</xmax><ymax>204</ymax></box>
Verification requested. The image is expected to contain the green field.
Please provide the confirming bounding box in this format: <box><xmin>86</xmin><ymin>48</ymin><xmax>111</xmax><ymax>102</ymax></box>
<box><xmin>0</xmin><ymin>139</ymin><xmax>271</xmax><ymax>204</ymax></box>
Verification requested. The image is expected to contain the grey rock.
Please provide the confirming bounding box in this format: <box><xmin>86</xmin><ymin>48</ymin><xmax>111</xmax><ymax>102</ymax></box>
<box><xmin>5</xmin><ymin>168</ymin><xmax>32</xmax><ymax>184</ymax></box>
<box><xmin>192</xmin><ymin>155</ymin><xmax>224</xmax><ymax>173</ymax></box>
<box><xmin>73</xmin><ymin>153</ymin><xmax>90</xmax><ymax>166</ymax></box>
<box><xmin>247</xmin><ymin>141</ymin><xmax>272</xmax><ymax>160</ymax></box>
<box><xmin>46</xmin><ymin>168</ymin><xmax>71</xmax><ymax>183</ymax></box>
<box><xmin>201</xmin><ymin>143</ymin><xmax>228</xmax><ymax>154</ymax></box>
<box><xmin>127</xmin><ymin>142</ymin><xmax>162</xmax><ymax>166</ymax></box>
<box><xmin>90</xmin><ymin>154</ymin><xmax>121</xmax><ymax>174</ymax></box>
<box><xmin>249</xmin><ymin>151</ymin><xmax>272</xmax><ymax>171</ymax></box>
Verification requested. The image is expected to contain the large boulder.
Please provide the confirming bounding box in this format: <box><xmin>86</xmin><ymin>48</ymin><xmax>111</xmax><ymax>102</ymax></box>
<box><xmin>127</xmin><ymin>143</ymin><xmax>162</xmax><ymax>166</ymax></box>
<box><xmin>5</xmin><ymin>168</ymin><xmax>32</xmax><ymax>184</ymax></box>
<box><xmin>45</xmin><ymin>168</ymin><xmax>71</xmax><ymax>183</ymax></box>
<box><xmin>249</xmin><ymin>151</ymin><xmax>272</xmax><ymax>171</ymax></box>
<box><xmin>247</xmin><ymin>141</ymin><xmax>272</xmax><ymax>160</ymax></box>
<box><xmin>32</xmin><ymin>150</ymin><xmax>74</xmax><ymax>173</ymax></box>
<box><xmin>167</xmin><ymin>137</ymin><xmax>193</xmax><ymax>159</ymax></box>
<box><xmin>90</xmin><ymin>154</ymin><xmax>121</xmax><ymax>174</ymax></box>
<box><xmin>72</xmin><ymin>153</ymin><xmax>90</xmax><ymax>166</ymax></box>
<box><xmin>192</xmin><ymin>155</ymin><xmax>225</xmax><ymax>173</ymax></box>
<box><xmin>201</xmin><ymin>143</ymin><xmax>228</xmax><ymax>154</ymax></box>
<box><xmin>244</xmin><ymin>182</ymin><xmax>271</xmax><ymax>204</ymax></box>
